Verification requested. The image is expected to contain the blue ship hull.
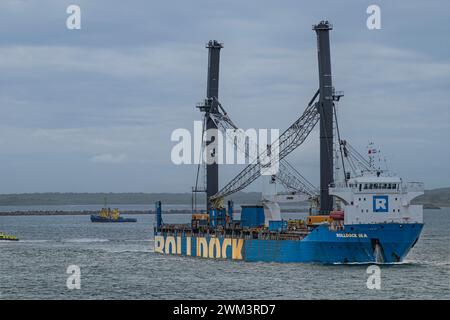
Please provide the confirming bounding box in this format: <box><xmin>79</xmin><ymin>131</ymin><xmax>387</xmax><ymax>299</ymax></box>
<box><xmin>90</xmin><ymin>215</ymin><xmax>137</xmax><ymax>223</ymax></box>
<box><xmin>154</xmin><ymin>223</ymin><xmax>423</xmax><ymax>263</ymax></box>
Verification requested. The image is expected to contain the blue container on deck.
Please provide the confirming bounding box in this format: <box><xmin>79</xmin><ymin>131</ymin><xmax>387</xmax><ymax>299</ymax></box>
<box><xmin>209</xmin><ymin>208</ymin><xmax>227</xmax><ymax>227</ymax></box>
<box><xmin>209</xmin><ymin>209</ymin><xmax>217</xmax><ymax>228</ymax></box>
<box><xmin>269</xmin><ymin>220</ymin><xmax>287</xmax><ymax>232</ymax></box>
<box><xmin>240</xmin><ymin>205</ymin><xmax>265</xmax><ymax>228</ymax></box>
<box><xmin>228</xmin><ymin>200</ymin><xmax>234</xmax><ymax>221</ymax></box>
<box><xmin>217</xmin><ymin>208</ymin><xmax>226</xmax><ymax>226</ymax></box>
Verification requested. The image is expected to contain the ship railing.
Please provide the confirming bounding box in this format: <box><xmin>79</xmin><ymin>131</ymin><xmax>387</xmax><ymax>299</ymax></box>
<box><xmin>329</xmin><ymin>182</ymin><xmax>350</xmax><ymax>192</ymax></box>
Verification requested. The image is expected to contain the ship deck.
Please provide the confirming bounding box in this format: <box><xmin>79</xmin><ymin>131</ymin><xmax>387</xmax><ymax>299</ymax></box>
<box><xmin>157</xmin><ymin>224</ymin><xmax>311</xmax><ymax>241</ymax></box>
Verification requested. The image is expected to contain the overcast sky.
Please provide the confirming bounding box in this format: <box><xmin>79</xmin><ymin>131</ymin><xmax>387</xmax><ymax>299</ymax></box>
<box><xmin>0</xmin><ymin>0</ymin><xmax>449</xmax><ymax>193</ymax></box>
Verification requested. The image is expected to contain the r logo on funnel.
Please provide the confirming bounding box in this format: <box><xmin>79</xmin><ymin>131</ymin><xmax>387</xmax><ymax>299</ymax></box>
<box><xmin>373</xmin><ymin>195</ymin><xmax>389</xmax><ymax>213</ymax></box>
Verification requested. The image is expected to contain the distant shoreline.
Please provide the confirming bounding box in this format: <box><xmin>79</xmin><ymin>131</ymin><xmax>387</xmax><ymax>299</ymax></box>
<box><xmin>0</xmin><ymin>190</ymin><xmax>448</xmax><ymax>207</ymax></box>
<box><xmin>0</xmin><ymin>192</ymin><xmax>261</xmax><ymax>206</ymax></box>
<box><xmin>0</xmin><ymin>206</ymin><xmax>445</xmax><ymax>217</ymax></box>
<box><xmin>0</xmin><ymin>210</ymin><xmax>183</xmax><ymax>216</ymax></box>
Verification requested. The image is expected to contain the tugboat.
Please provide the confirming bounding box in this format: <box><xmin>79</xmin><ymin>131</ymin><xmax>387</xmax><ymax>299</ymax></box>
<box><xmin>0</xmin><ymin>232</ymin><xmax>19</xmax><ymax>241</ymax></box>
<box><xmin>90</xmin><ymin>198</ymin><xmax>137</xmax><ymax>222</ymax></box>
<box><xmin>90</xmin><ymin>207</ymin><xmax>137</xmax><ymax>222</ymax></box>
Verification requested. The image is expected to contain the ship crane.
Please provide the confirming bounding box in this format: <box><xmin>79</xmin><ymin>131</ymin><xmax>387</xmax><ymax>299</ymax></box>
<box><xmin>337</xmin><ymin>139</ymin><xmax>393</xmax><ymax>182</ymax></box>
<box><xmin>339</xmin><ymin>140</ymin><xmax>371</xmax><ymax>177</ymax></box>
<box><xmin>208</xmin><ymin>97</ymin><xmax>319</xmax><ymax>204</ymax></box>
<box><xmin>206</xmin><ymin>21</ymin><xmax>339</xmax><ymax>215</ymax></box>
<box><xmin>209</xmin><ymin>90</ymin><xmax>323</xmax><ymax>208</ymax></box>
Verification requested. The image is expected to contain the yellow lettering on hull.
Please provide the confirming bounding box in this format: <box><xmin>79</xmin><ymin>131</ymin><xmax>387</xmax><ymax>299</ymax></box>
<box><xmin>154</xmin><ymin>236</ymin><xmax>164</xmax><ymax>253</ymax></box>
<box><xmin>208</xmin><ymin>237</ymin><xmax>221</xmax><ymax>258</ymax></box>
<box><xmin>176</xmin><ymin>236</ymin><xmax>182</xmax><ymax>255</ymax></box>
<box><xmin>222</xmin><ymin>238</ymin><xmax>231</xmax><ymax>258</ymax></box>
<box><xmin>155</xmin><ymin>235</ymin><xmax>244</xmax><ymax>260</ymax></box>
<box><xmin>186</xmin><ymin>237</ymin><xmax>191</xmax><ymax>256</ymax></box>
<box><xmin>197</xmin><ymin>237</ymin><xmax>208</xmax><ymax>258</ymax></box>
<box><xmin>165</xmin><ymin>236</ymin><xmax>176</xmax><ymax>254</ymax></box>
<box><xmin>232</xmin><ymin>239</ymin><xmax>244</xmax><ymax>260</ymax></box>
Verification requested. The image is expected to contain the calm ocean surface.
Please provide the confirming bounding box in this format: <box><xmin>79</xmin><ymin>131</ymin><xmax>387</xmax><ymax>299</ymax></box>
<box><xmin>0</xmin><ymin>206</ymin><xmax>449</xmax><ymax>299</ymax></box>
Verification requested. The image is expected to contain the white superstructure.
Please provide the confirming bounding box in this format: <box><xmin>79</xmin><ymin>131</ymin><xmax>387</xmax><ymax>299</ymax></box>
<box><xmin>330</xmin><ymin>172</ymin><xmax>424</xmax><ymax>224</ymax></box>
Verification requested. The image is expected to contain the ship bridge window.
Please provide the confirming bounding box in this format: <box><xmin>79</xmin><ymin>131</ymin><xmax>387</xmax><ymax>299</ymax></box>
<box><xmin>359</xmin><ymin>184</ymin><xmax>362</xmax><ymax>191</ymax></box>
<box><xmin>364</xmin><ymin>184</ymin><xmax>368</xmax><ymax>190</ymax></box>
<box><xmin>366</xmin><ymin>183</ymin><xmax>397</xmax><ymax>190</ymax></box>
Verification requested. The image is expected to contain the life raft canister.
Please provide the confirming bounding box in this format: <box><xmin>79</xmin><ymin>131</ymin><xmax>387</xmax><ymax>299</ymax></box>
<box><xmin>330</xmin><ymin>210</ymin><xmax>344</xmax><ymax>220</ymax></box>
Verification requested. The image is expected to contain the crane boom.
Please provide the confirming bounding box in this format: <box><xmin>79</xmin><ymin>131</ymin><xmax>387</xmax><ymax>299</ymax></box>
<box><xmin>209</xmin><ymin>98</ymin><xmax>318</xmax><ymax>199</ymax></box>
<box><xmin>275</xmin><ymin>161</ymin><xmax>318</xmax><ymax>196</ymax></box>
<box><xmin>210</xmin><ymin>90</ymin><xmax>320</xmax><ymax>203</ymax></box>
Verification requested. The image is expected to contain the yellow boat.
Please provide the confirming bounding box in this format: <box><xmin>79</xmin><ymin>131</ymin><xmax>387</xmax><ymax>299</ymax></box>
<box><xmin>0</xmin><ymin>232</ymin><xmax>19</xmax><ymax>241</ymax></box>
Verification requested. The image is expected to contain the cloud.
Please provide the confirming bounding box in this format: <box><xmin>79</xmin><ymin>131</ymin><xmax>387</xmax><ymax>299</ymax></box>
<box><xmin>91</xmin><ymin>153</ymin><xmax>127</xmax><ymax>164</ymax></box>
<box><xmin>0</xmin><ymin>0</ymin><xmax>449</xmax><ymax>192</ymax></box>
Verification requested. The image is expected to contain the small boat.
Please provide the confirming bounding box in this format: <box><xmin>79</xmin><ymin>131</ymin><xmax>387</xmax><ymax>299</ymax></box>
<box><xmin>0</xmin><ymin>232</ymin><xmax>19</xmax><ymax>241</ymax></box>
<box><xmin>90</xmin><ymin>207</ymin><xmax>137</xmax><ymax>223</ymax></box>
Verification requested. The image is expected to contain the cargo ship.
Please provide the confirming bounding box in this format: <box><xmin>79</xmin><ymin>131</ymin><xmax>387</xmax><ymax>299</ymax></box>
<box><xmin>153</xmin><ymin>21</ymin><xmax>424</xmax><ymax>263</ymax></box>
<box><xmin>0</xmin><ymin>232</ymin><xmax>19</xmax><ymax>241</ymax></box>
<box><xmin>90</xmin><ymin>207</ymin><xmax>137</xmax><ymax>223</ymax></box>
